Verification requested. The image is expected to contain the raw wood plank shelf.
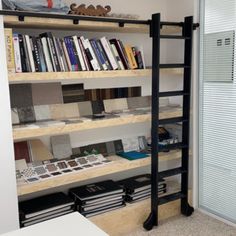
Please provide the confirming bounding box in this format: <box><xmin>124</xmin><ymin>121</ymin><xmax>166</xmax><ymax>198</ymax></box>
<box><xmin>17</xmin><ymin>150</ymin><xmax>181</xmax><ymax>196</ymax></box>
<box><xmin>8</xmin><ymin>68</ymin><xmax>183</xmax><ymax>83</ymax></box>
<box><xmin>4</xmin><ymin>15</ymin><xmax>181</xmax><ymax>34</ymax></box>
<box><xmin>13</xmin><ymin>109</ymin><xmax>182</xmax><ymax>141</ymax></box>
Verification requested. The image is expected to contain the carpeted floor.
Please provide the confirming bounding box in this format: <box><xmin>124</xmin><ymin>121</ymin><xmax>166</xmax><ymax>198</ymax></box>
<box><xmin>129</xmin><ymin>211</ymin><xmax>236</xmax><ymax>236</ymax></box>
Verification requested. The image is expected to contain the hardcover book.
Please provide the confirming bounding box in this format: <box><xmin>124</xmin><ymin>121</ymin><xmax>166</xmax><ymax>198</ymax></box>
<box><xmin>4</xmin><ymin>28</ymin><xmax>15</xmax><ymax>73</ymax></box>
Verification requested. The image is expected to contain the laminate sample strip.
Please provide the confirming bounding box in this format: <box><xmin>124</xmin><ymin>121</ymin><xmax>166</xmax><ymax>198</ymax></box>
<box><xmin>62</xmin><ymin>103</ymin><xmax>80</xmax><ymax>118</ymax></box>
<box><xmin>34</xmin><ymin>105</ymin><xmax>51</xmax><ymax>121</ymax></box>
<box><xmin>32</xmin><ymin>83</ymin><xmax>63</xmax><ymax>105</ymax></box>
<box><xmin>78</xmin><ymin>101</ymin><xmax>93</xmax><ymax>116</ymax></box>
<box><xmin>17</xmin><ymin>106</ymin><xmax>36</xmax><ymax>123</ymax></box>
<box><xmin>127</xmin><ymin>96</ymin><xmax>151</xmax><ymax>110</ymax></box>
<box><xmin>104</xmin><ymin>98</ymin><xmax>128</xmax><ymax>113</ymax></box>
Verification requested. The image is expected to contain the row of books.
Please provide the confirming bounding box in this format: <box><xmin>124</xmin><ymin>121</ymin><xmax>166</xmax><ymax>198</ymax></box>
<box><xmin>18</xmin><ymin>174</ymin><xmax>168</xmax><ymax>227</ymax></box>
<box><xmin>5</xmin><ymin>28</ymin><xmax>146</xmax><ymax>73</ymax></box>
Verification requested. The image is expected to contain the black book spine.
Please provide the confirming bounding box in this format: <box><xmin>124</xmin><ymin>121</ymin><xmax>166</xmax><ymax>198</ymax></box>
<box><xmin>22</xmin><ymin>35</ymin><xmax>31</xmax><ymax>72</ymax></box>
<box><xmin>70</xmin><ymin>37</ymin><xmax>82</xmax><ymax>71</ymax></box>
<box><xmin>36</xmin><ymin>38</ymin><xmax>47</xmax><ymax>72</ymax></box>
<box><xmin>18</xmin><ymin>34</ymin><xmax>27</xmax><ymax>72</ymax></box>
<box><xmin>118</xmin><ymin>40</ymin><xmax>130</xmax><ymax>69</ymax></box>
<box><xmin>31</xmin><ymin>36</ymin><xmax>41</xmax><ymax>72</ymax></box>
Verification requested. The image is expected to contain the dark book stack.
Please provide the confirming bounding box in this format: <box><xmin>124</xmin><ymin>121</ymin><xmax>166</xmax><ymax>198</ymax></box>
<box><xmin>69</xmin><ymin>180</ymin><xmax>126</xmax><ymax>218</ymax></box>
<box><xmin>19</xmin><ymin>192</ymin><xmax>74</xmax><ymax>227</ymax></box>
<box><xmin>117</xmin><ymin>174</ymin><xmax>167</xmax><ymax>203</ymax></box>
<box><xmin>12</xmin><ymin>32</ymin><xmax>146</xmax><ymax>73</ymax></box>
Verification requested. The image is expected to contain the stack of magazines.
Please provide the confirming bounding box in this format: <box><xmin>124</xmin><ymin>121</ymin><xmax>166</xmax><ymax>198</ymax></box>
<box><xmin>19</xmin><ymin>192</ymin><xmax>74</xmax><ymax>227</ymax></box>
<box><xmin>117</xmin><ymin>174</ymin><xmax>167</xmax><ymax>203</ymax></box>
<box><xmin>69</xmin><ymin>180</ymin><xmax>125</xmax><ymax>217</ymax></box>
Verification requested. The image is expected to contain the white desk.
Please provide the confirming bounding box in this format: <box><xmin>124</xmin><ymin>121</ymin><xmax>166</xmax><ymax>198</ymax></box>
<box><xmin>1</xmin><ymin>212</ymin><xmax>108</xmax><ymax>236</ymax></box>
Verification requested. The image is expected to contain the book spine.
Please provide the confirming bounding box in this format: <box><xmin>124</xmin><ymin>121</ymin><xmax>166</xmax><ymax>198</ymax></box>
<box><xmin>64</xmin><ymin>37</ymin><xmax>75</xmax><ymax>71</ymax></box>
<box><xmin>31</xmin><ymin>36</ymin><xmax>41</xmax><ymax>72</ymax></box>
<box><xmin>100</xmin><ymin>37</ymin><xmax>118</xmax><ymax>70</ymax></box>
<box><xmin>111</xmin><ymin>44</ymin><xmax>125</xmax><ymax>70</ymax></box>
<box><xmin>41</xmin><ymin>37</ymin><xmax>53</xmax><ymax>72</ymax></box>
<box><xmin>124</xmin><ymin>45</ymin><xmax>138</xmax><ymax>69</ymax></box>
<box><xmin>70</xmin><ymin>37</ymin><xmax>81</xmax><ymax>71</ymax></box>
<box><xmin>13</xmin><ymin>33</ymin><xmax>22</xmax><ymax>73</ymax></box>
<box><xmin>90</xmin><ymin>39</ymin><xmax>108</xmax><ymax>70</ymax></box>
<box><xmin>110</xmin><ymin>39</ymin><xmax>129</xmax><ymax>70</ymax></box>
<box><xmin>25</xmin><ymin>35</ymin><xmax>36</xmax><ymax>72</ymax></box>
<box><xmin>56</xmin><ymin>38</ymin><xmax>67</xmax><ymax>72</ymax></box>
<box><xmin>136</xmin><ymin>46</ymin><xmax>146</xmax><ymax>69</ymax></box>
<box><xmin>4</xmin><ymin>28</ymin><xmax>15</xmax><ymax>73</ymax></box>
<box><xmin>96</xmin><ymin>40</ymin><xmax>112</xmax><ymax>70</ymax></box>
<box><xmin>134</xmin><ymin>49</ymin><xmax>144</xmax><ymax>69</ymax></box>
<box><xmin>36</xmin><ymin>38</ymin><xmax>47</xmax><ymax>72</ymax></box>
<box><xmin>61</xmin><ymin>39</ymin><xmax>72</xmax><ymax>71</ymax></box>
<box><xmin>118</xmin><ymin>40</ymin><xmax>131</xmax><ymax>69</ymax></box>
<box><xmin>22</xmin><ymin>35</ymin><xmax>31</xmax><ymax>72</ymax></box>
<box><xmin>80</xmin><ymin>36</ymin><xmax>100</xmax><ymax>71</ymax></box>
<box><xmin>78</xmin><ymin>38</ymin><xmax>90</xmax><ymax>71</ymax></box>
<box><xmin>72</xmin><ymin>36</ymin><xmax>86</xmax><ymax>71</ymax></box>
<box><xmin>53</xmin><ymin>37</ymin><xmax>64</xmax><ymax>72</ymax></box>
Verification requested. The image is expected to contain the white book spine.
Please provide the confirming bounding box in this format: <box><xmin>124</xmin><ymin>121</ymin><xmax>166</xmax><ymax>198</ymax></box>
<box><xmin>46</xmin><ymin>38</ymin><xmax>56</xmax><ymax>71</ymax></box>
<box><xmin>13</xmin><ymin>34</ymin><xmax>22</xmax><ymax>73</ymax></box>
<box><xmin>100</xmin><ymin>37</ymin><xmax>118</xmax><ymax>70</ymax></box>
<box><xmin>78</xmin><ymin>38</ymin><xmax>89</xmax><ymax>71</ymax></box>
<box><xmin>41</xmin><ymin>37</ymin><xmax>53</xmax><ymax>72</ymax></box>
<box><xmin>25</xmin><ymin>35</ymin><xmax>36</xmax><ymax>72</ymax></box>
<box><xmin>111</xmin><ymin>44</ymin><xmax>125</xmax><ymax>70</ymax></box>
<box><xmin>80</xmin><ymin>36</ymin><xmax>100</xmax><ymax>71</ymax></box>
<box><xmin>72</xmin><ymin>36</ymin><xmax>86</xmax><ymax>71</ymax></box>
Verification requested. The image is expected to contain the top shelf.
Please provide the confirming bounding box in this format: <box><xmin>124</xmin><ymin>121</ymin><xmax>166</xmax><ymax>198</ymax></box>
<box><xmin>3</xmin><ymin>13</ymin><xmax>182</xmax><ymax>34</ymax></box>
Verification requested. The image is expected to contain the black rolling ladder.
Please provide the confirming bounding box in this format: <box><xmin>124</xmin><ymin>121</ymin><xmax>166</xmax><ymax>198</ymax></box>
<box><xmin>143</xmin><ymin>13</ymin><xmax>196</xmax><ymax>231</ymax></box>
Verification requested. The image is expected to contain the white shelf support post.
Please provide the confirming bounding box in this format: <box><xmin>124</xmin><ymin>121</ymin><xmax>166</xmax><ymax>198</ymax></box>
<box><xmin>0</xmin><ymin>3</ymin><xmax>19</xmax><ymax>233</ymax></box>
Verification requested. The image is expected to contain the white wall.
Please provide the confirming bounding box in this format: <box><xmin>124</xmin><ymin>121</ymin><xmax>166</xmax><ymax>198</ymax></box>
<box><xmin>0</xmin><ymin>2</ymin><xmax>19</xmax><ymax>234</ymax></box>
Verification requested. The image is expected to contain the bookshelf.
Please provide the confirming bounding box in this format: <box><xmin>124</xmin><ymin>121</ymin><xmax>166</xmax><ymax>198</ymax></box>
<box><xmin>8</xmin><ymin>68</ymin><xmax>183</xmax><ymax>83</ymax></box>
<box><xmin>0</xmin><ymin>9</ymin><xmax>195</xmax><ymax>233</ymax></box>
<box><xmin>13</xmin><ymin>108</ymin><xmax>182</xmax><ymax>141</ymax></box>
<box><xmin>17</xmin><ymin>150</ymin><xmax>181</xmax><ymax>196</ymax></box>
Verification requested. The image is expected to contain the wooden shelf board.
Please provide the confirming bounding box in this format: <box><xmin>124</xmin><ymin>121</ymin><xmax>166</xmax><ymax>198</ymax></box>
<box><xmin>13</xmin><ymin>109</ymin><xmax>182</xmax><ymax>141</ymax></box>
<box><xmin>17</xmin><ymin>150</ymin><xmax>181</xmax><ymax>196</ymax></box>
<box><xmin>4</xmin><ymin>16</ymin><xmax>181</xmax><ymax>35</ymax></box>
<box><xmin>90</xmin><ymin>189</ymin><xmax>192</xmax><ymax>236</ymax></box>
<box><xmin>8</xmin><ymin>68</ymin><xmax>183</xmax><ymax>83</ymax></box>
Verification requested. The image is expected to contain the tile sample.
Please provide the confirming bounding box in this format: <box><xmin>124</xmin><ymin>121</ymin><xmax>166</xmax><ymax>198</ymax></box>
<box><xmin>114</xmin><ymin>140</ymin><xmax>124</xmax><ymax>154</ymax></box>
<box><xmin>9</xmin><ymin>84</ymin><xmax>33</xmax><ymax>108</ymax></box>
<box><xmin>62</xmin><ymin>84</ymin><xmax>84</xmax><ymax>103</ymax></box>
<box><xmin>106</xmin><ymin>141</ymin><xmax>116</xmax><ymax>155</ymax></box>
<box><xmin>28</xmin><ymin>139</ymin><xmax>53</xmax><ymax>161</ymax></box>
<box><xmin>51</xmin><ymin>134</ymin><xmax>72</xmax><ymax>160</ymax></box>
<box><xmin>122</xmin><ymin>137</ymin><xmax>140</xmax><ymax>152</ymax></box>
<box><xmin>62</xmin><ymin>103</ymin><xmax>80</xmax><ymax>118</ymax></box>
<box><xmin>104</xmin><ymin>98</ymin><xmax>128</xmax><ymax>113</ymax></box>
<box><xmin>92</xmin><ymin>101</ymin><xmax>105</xmax><ymax>114</ymax></box>
<box><xmin>34</xmin><ymin>105</ymin><xmax>51</xmax><ymax>121</ymax></box>
<box><xmin>78</xmin><ymin>101</ymin><xmax>93</xmax><ymax>117</ymax></box>
<box><xmin>127</xmin><ymin>96</ymin><xmax>151</xmax><ymax>110</ymax></box>
<box><xmin>17</xmin><ymin>106</ymin><xmax>36</xmax><ymax>123</ymax></box>
<box><xmin>49</xmin><ymin>104</ymin><xmax>66</xmax><ymax>120</ymax></box>
<box><xmin>14</xmin><ymin>141</ymin><xmax>31</xmax><ymax>163</ymax></box>
<box><xmin>11</xmin><ymin>108</ymin><xmax>20</xmax><ymax>125</ymax></box>
<box><xmin>32</xmin><ymin>83</ymin><xmax>63</xmax><ymax>105</ymax></box>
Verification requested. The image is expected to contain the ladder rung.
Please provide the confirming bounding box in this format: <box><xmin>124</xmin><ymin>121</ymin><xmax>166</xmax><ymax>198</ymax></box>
<box><xmin>159</xmin><ymin>143</ymin><xmax>188</xmax><ymax>152</ymax></box>
<box><xmin>159</xmin><ymin>117</ymin><xmax>188</xmax><ymax>125</ymax></box>
<box><xmin>159</xmin><ymin>91</ymin><xmax>189</xmax><ymax>97</ymax></box>
<box><xmin>159</xmin><ymin>167</ymin><xmax>186</xmax><ymax>178</ymax></box>
<box><xmin>160</xmin><ymin>35</ymin><xmax>191</xmax><ymax>40</ymax></box>
<box><xmin>158</xmin><ymin>192</ymin><xmax>186</xmax><ymax>205</ymax></box>
<box><xmin>160</xmin><ymin>64</ymin><xmax>189</xmax><ymax>69</ymax></box>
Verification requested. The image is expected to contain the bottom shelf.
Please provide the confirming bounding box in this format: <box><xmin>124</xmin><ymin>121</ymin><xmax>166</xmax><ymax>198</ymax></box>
<box><xmin>90</xmin><ymin>194</ymin><xmax>188</xmax><ymax>236</ymax></box>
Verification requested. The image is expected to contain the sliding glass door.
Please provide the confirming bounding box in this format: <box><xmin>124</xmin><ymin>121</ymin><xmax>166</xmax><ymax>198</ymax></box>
<box><xmin>199</xmin><ymin>0</ymin><xmax>236</xmax><ymax>223</ymax></box>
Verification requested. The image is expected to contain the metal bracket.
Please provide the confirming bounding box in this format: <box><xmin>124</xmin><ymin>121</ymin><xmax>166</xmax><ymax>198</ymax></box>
<box><xmin>18</xmin><ymin>15</ymin><xmax>25</xmax><ymax>22</ymax></box>
<box><xmin>118</xmin><ymin>22</ymin><xmax>125</xmax><ymax>27</ymax></box>
<box><xmin>73</xmin><ymin>19</ymin><xmax>79</xmax><ymax>25</ymax></box>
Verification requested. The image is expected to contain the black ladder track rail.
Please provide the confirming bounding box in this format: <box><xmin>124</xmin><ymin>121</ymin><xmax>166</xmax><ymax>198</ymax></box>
<box><xmin>0</xmin><ymin>10</ymin><xmax>199</xmax><ymax>29</ymax></box>
<box><xmin>159</xmin><ymin>117</ymin><xmax>188</xmax><ymax>125</ymax></box>
<box><xmin>143</xmin><ymin>13</ymin><xmax>194</xmax><ymax>232</ymax></box>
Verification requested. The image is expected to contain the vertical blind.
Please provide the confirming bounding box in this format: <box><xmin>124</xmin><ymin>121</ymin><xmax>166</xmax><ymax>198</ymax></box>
<box><xmin>199</xmin><ymin>0</ymin><xmax>236</xmax><ymax>223</ymax></box>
